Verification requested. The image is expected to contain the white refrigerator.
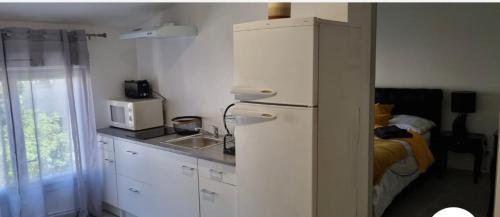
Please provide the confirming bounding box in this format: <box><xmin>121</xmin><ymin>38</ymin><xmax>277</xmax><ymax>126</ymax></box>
<box><xmin>231</xmin><ymin>17</ymin><xmax>368</xmax><ymax>217</ymax></box>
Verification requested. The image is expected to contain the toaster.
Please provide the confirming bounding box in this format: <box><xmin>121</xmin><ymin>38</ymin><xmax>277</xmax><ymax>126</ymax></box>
<box><xmin>125</xmin><ymin>80</ymin><xmax>152</xmax><ymax>99</ymax></box>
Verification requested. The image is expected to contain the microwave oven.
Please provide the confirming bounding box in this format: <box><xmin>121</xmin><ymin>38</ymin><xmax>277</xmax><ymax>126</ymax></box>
<box><xmin>107</xmin><ymin>98</ymin><xmax>164</xmax><ymax>131</ymax></box>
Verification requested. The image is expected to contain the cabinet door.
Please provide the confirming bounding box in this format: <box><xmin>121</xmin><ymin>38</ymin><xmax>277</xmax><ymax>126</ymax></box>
<box><xmin>199</xmin><ymin>178</ymin><xmax>236</xmax><ymax>217</ymax></box>
<box><xmin>103</xmin><ymin>150</ymin><xmax>118</xmax><ymax>207</ymax></box>
<box><xmin>117</xmin><ymin>175</ymin><xmax>156</xmax><ymax>217</ymax></box>
<box><xmin>233</xmin><ymin>24</ymin><xmax>317</xmax><ymax>106</ymax></box>
<box><xmin>98</xmin><ymin>134</ymin><xmax>114</xmax><ymax>152</ymax></box>
<box><xmin>151</xmin><ymin>151</ymin><xmax>199</xmax><ymax>217</ymax></box>
<box><xmin>115</xmin><ymin>139</ymin><xmax>151</xmax><ymax>183</ymax></box>
<box><xmin>233</xmin><ymin>102</ymin><xmax>316</xmax><ymax>217</ymax></box>
<box><xmin>97</xmin><ymin>134</ymin><xmax>119</xmax><ymax>207</ymax></box>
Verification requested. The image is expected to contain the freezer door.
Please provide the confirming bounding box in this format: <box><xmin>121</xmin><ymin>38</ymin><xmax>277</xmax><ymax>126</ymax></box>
<box><xmin>233</xmin><ymin>25</ymin><xmax>317</xmax><ymax>106</ymax></box>
<box><xmin>233</xmin><ymin>103</ymin><xmax>316</xmax><ymax>217</ymax></box>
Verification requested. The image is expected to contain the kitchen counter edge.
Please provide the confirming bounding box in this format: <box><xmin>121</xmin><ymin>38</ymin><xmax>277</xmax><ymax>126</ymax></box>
<box><xmin>97</xmin><ymin>127</ymin><xmax>236</xmax><ymax>166</ymax></box>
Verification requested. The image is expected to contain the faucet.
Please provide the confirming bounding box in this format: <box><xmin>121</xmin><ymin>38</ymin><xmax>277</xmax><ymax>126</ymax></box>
<box><xmin>195</xmin><ymin>125</ymin><xmax>219</xmax><ymax>138</ymax></box>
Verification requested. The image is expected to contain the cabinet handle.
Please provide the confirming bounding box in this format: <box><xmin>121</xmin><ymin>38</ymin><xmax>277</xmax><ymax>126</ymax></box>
<box><xmin>104</xmin><ymin>158</ymin><xmax>114</xmax><ymax>163</ymax></box>
<box><xmin>209</xmin><ymin>169</ymin><xmax>224</xmax><ymax>175</ymax></box>
<box><xmin>201</xmin><ymin>189</ymin><xmax>217</xmax><ymax>195</ymax></box>
<box><xmin>126</xmin><ymin>150</ymin><xmax>138</xmax><ymax>155</ymax></box>
<box><xmin>98</xmin><ymin>141</ymin><xmax>107</xmax><ymax>144</ymax></box>
<box><xmin>128</xmin><ymin>188</ymin><xmax>140</xmax><ymax>193</ymax></box>
<box><xmin>181</xmin><ymin>165</ymin><xmax>195</xmax><ymax>171</ymax></box>
<box><xmin>232</xmin><ymin>107</ymin><xmax>277</xmax><ymax>120</ymax></box>
<box><xmin>230</xmin><ymin>86</ymin><xmax>277</xmax><ymax>99</ymax></box>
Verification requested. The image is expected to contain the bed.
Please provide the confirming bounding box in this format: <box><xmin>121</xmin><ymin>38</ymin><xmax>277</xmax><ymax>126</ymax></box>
<box><xmin>373</xmin><ymin>88</ymin><xmax>443</xmax><ymax>217</ymax></box>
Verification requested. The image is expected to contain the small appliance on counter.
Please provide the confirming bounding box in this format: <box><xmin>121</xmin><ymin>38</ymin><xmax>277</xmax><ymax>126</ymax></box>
<box><xmin>107</xmin><ymin>98</ymin><xmax>163</xmax><ymax>131</ymax></box>
<box><xmin>171</xmin><ymin>116</ymin><xmax>202</xmax><ymax>135</ymax></box>
<box><xmin>223</xmin><ymin>103</ymin><xmax>236</xmax><ymax>155</ymax></box>
<box><xmin>223</xmin><ymin>135</ymin><xmax>235</xmax><ymax>155</ymax></box>
<box><xmin>125</xmin><ymin>80</ymin><xmax>152</xmax><ymax>99</ymax></box>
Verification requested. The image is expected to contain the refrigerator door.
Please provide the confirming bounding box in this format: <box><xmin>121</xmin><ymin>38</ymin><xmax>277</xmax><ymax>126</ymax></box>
<box><xmin>233</xmin><ymin>24</ymin><xmax>317</xmax><ymax>106</ymax></box>
<box><xmin>234</xmin><ymin>102</ymin><xmax>316</xmax><ymax>217</ymax></box>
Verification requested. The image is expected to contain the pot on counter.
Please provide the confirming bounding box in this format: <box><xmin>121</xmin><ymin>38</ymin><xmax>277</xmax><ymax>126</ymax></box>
<box><xmin>171</xmin><ymin>116</ymin><xmax>202</xmax><ymax>135</ymax></box>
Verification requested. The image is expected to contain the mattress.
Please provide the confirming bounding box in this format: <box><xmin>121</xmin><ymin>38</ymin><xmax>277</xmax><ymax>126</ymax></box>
<box><xmin>372</xmin><ymin>139</ymin><xmax>421</xmax><ymax>217</ymax></box>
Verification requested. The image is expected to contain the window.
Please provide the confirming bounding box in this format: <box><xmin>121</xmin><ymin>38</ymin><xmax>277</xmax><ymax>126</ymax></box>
<box><xmin>7</xmin><ymin>66</ymin><xmax>76</xmax><ymax>183</ymax></box>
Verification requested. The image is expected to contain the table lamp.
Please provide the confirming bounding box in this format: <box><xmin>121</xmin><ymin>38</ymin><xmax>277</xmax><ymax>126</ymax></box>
<box><xmin>451</xmin><ymin>91</ymin><xmax>476</xmax><ymax>140</ymax></box>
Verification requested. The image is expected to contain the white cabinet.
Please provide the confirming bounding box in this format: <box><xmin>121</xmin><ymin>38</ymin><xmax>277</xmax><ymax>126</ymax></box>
<box><xmin>102</xmin><ymin>150</ymin><xmax>118</xmax><ymax>207</ymax></box>
<box><xmin>99</xmin><ymin>134</ymin><xmax>236</xmax><ymax>217</ymax></box>
<box><xmin>199</xmin><ymin>159</ymin><xmax>237</xmax><ymax>186</ymax></box>
<box><xmin>117</xmin><ymin>175</ymin><xmax>156</xmax><ymax>217</ymax></box>
<box><xmin>115</xmin><ymin>139</ymin><xmax>201</xmax><ymax>217</ymax></box>
<box><xmin>234</xmin><ymin>103</ymin><xmax>315</xmax><ymax>217</ymax></box>
<box><xmin>198</xmin><ymin>160</ymin><xmax>236</xmax><ymax>217</ymax></box>
<box><xmin>98</xmin><ymin>134</ymin><xmax>114</xmax><ymax>152</ymax></box>
<box><xmin>98</xmin><ymin>134</ymin><xmax>119</xmax><ymax>207</ymax></box>
<box><xmin>115</xmin><ymin>139</ymin><xmax>151</xmax><ymax>183</ymax></box>
<box><xmin>233</xmin><ymin>20</ymin><xmax>316</xmax><ymax>106</ymax></box>
<box><xmin>151</xmin><ymin>150</ymin><xmax>200</xmax><ymax>217</ymax></box>
<box><xmin>199</xmin><ymin>178</ymin><xmax>236</xmax><ymax>217</ymax></box>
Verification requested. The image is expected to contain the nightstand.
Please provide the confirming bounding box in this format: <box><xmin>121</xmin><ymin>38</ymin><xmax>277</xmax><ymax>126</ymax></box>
<box><xmin>441</xmin><ymin>131</ymin><xmax>487</xmax><ymax>183</ymax></box>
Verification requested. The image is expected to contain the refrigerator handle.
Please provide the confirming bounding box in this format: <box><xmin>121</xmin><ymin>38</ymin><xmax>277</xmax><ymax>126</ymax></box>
<box><xmin>230</xmin><ymin>86</ymin><xmax>277</xmax><ymax>98</ymax></box>
<box><xmin>232</xmin><ymin>107</ymin><xmax>277</xmax><ymax>120</ymax></box>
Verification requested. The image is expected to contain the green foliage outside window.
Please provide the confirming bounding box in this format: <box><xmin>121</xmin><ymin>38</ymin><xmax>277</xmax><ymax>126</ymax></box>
<box><xmin>22</xmin><ymin>109</ymin><xmax>72</xmax><ymax>180</ymax></box>
<box><xmin>18</xmin><ymin>80</ymin><xmax>73</xmax><ymax>181</ymax></box>
<box><xmin>0</xmin><ymin>80</ymin><xmax>74</xmax><ymax>185</ymax></box>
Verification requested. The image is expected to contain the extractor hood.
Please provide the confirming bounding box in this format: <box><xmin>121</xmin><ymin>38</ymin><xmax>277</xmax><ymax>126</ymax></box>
<box><xmin>120</xmin><ymin>23</ymin><xmax>197</xmax><ymax>39</ymax></box>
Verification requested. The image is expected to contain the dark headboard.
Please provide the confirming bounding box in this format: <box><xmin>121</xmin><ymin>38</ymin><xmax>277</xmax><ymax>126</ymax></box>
<box><xmin>375</xmin><ymin>88</ymin><xmax>443</xmax><ymax>143</ymax></box>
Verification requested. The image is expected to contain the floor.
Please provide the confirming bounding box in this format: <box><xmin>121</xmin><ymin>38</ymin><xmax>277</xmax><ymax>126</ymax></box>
<box><xmin>102</xmin><ymin>169</ymin><xmax>491</xmax><ymax>217</ymax></box>
<box><xmin>382</xmin><ymin>169</ymin><xmax>491</xmax><ymax>217</ymax></box>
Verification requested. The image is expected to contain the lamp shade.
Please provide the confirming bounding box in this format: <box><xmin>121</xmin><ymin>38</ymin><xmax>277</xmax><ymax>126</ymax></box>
<box><xmin>451</xmin><ymin>91</ymin><xmax>476</xmax><ymax>113</ymax></box>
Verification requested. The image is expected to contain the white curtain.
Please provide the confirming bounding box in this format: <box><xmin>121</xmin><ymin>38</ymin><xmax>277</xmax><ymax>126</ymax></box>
<box><xmin>0</xmin><ymin>28</ymin><xmax>102</xmax><ymax>217</ymax></box>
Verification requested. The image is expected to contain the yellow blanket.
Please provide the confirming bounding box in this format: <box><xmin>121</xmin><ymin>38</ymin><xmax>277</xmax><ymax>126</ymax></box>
<box><xmin>373</xmin><ymin>127</ymin><xmax>434</xmax><ymax>185</ymax></box>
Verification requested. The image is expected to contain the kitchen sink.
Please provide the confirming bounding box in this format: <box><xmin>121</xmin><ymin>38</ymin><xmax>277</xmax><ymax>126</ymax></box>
<box><xmin>162</xmin><ymin>135</ymin><xmax>222</xmax><ymax>149</ymax></box>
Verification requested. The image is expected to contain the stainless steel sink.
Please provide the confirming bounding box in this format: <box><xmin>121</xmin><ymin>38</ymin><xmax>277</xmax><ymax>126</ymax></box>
<box><xmin>162</xmin><ymin>135</ymin><xmax>222</xmax><ymax>149</ymax></box>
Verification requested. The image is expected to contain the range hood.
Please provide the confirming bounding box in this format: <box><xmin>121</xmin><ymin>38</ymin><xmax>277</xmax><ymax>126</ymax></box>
<box><xmin>120</xmin><ymin>23</ymin><xmax>197</xmax><ymax>39</ymax></box>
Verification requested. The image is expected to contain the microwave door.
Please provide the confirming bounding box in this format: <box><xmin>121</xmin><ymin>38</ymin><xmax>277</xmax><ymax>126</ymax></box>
<box><xmin>108</xmin><ymin>103</ymin><xmax>132</xmax><ymax>130</ymax></box>
<box><xmin>110</xmin><ymin>105</ymin><xmax>127</xmax><ymax>124</ymax></box>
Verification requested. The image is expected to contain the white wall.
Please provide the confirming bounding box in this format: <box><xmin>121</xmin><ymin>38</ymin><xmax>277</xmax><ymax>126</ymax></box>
<box><xmin>136</xmin><ymin>3</ymin><xmax>347</xmax><ymax>129</ymax></box>
<box><xmin>136</xmin><ymin>3</ymin><xmax>266</xmax><ymax>128</ymax></box>
<box><xmin>0</xmin><ymin>20</ymin><xmax>138</xmax><ymax>128</ymax></box>
<box><xmin>349</xmin><ymin>4</ymin><xmax>376</xmax><ymax>217</ymax></box>
<box><xmin>376</xmin><ymin>4</ymin><xmax>500</xmax><ymax>170</ymax></box>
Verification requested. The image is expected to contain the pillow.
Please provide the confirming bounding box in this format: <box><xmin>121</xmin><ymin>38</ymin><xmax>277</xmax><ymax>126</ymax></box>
<box><xmin>375</xmin><ymin>114</ymin><xmax>392</xmax><ymax>126</ymax></box>
<box><xmin>389</xmin><ymin>115</ymin><xmax>436</xmax><ymax>134</ymax></box>
<box><xmin>374</xmin><ymin>104</ymin><xmax>394</xmax><ymax>115</ymax></box>
<box><xmin>374</xmin><ymin>104</ymin><xmax>394</xmax><ymax>126</ymax></box>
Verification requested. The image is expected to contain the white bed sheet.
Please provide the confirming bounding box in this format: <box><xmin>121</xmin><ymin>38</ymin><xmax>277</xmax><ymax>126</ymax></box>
<box><xmin>372</xmin><ymin>139</ymin><xmax>421</xmax><ymax>217</ymax></box>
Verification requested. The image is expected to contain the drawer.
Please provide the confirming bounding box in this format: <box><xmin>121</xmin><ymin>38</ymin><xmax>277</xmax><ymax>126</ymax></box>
<box><xmin>98</xmin><ymin>134</ymin><xmax>114</xmax><ymax>152</ymax></box>
<box><xmin>198</xmin><ymin>159</ymin><xmax>236</xmax><ymax>186</ymax></box>
<box><xmin>103</xmin><ymin>152</ymin><xmax>118</xmax><ymax>207</ymax></box>
<box><xmin>117</xmin><ymin>175</ymin><xmax>155</xmax><ymax>217</ymax></box>
<box><xmin>102</xmin><ymin>150</ymin><xmax>115</xmax><ymax>162</ymax></box>
<box><xmin>199</xmin><ymin>177</ymin><xmax>236</xmax><ymax>217</ymax></box>
<box><xmin>115</xmin><ymin>139</ymin><xmax>151</xmax><ymax>183</ymax></box>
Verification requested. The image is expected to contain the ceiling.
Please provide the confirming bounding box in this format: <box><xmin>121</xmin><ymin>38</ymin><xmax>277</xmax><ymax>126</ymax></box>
<box><xmin>0</xmin><ymin>3</ymin><xmax>171</xmax><ymax>29</ymax></box>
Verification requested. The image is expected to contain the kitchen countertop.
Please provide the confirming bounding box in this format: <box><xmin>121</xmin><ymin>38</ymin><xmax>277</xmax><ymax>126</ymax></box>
<box><xmin>97</xmin><ymin>127</ymin><xmax>236</xmax><ymax>166</ymax></box>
